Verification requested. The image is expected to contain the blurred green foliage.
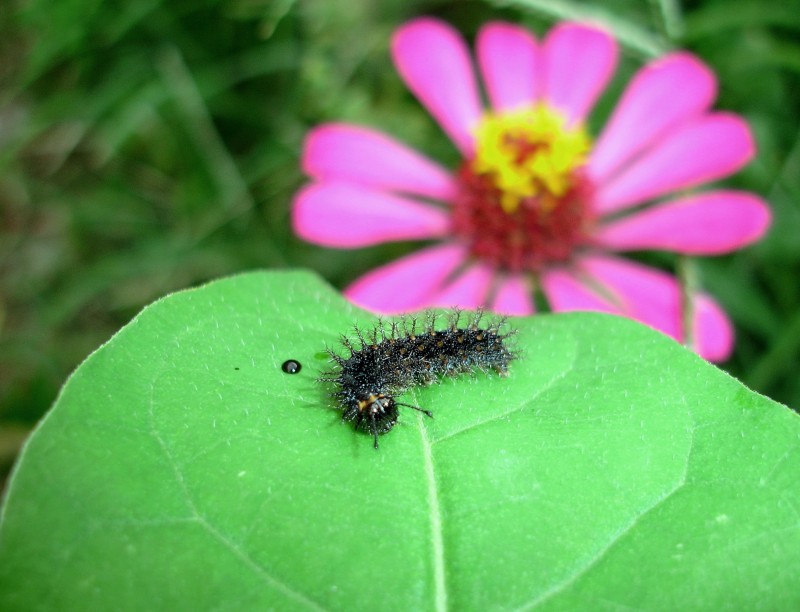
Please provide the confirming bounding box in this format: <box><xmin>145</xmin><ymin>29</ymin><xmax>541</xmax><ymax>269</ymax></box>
<box><xmin>1</xmin><ymin>0</ymin><xmax>799</xmax><ymax>480</ymax></box>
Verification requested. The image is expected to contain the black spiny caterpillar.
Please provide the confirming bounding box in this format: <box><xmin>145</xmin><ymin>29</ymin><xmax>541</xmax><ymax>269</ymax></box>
<box><xmin>320</xmin><ymin>309</ymin><xmax>518</xmax><ymax>449</ymax></box>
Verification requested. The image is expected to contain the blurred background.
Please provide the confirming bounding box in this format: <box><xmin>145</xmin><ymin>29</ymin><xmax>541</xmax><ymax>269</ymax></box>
<box><xmin>1</xmin><ymin>0</ymin><xmax>799</xmax><ymax>483</ymax></box>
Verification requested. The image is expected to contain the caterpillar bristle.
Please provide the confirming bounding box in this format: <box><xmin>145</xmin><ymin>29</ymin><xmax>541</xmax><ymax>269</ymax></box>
<box><xmin>319</xmin><ymin>308</ymin><xmax>518</xmax><ymax>449</ymax></box>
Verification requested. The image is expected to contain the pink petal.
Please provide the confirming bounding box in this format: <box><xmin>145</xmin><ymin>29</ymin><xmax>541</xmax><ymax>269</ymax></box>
<box><xmin>491</xmin><ymin>275</ymin><xmax>535</xmax><ymax>315</ymax></box>
<box><xmin>392</xmin><ymin>18</ymin><xmax>483</xmax><ymax>156</ymax></box>
<box><xmin>344</xmin><ymin>244</ymin><xmax>468</xmax><ymax>314</ymax></box>
<box><xmin>593</xmin><ymin>191</ymin><xmax>771</xmax><ymax>254</ymax></box>
<box><xmin>590</xmin><ymin>52</ymin><xmax>717</xmax><ymax>184</ymax></box>
<box><xmin>542</xmin><ymin>22</ymin><xmax>618</xmax><ymax>124</ymax></box>
<box><xmin>579</xmin><ymin>255</ymin><xmax>733</xmax><ymax>361</ymax></box>
<box><xmin>428</xmin><ymin>263</ymin><xmax>494</xmax><ymax>310</ymax></box>
<box><xmin>540</xmin><ymin>268</ymin><xmax>622</xmax><ymax>315</ymax></box>
<box><xmin>292</xmin><ymin>182</ymin><xmax>450</xmax><ymax>247</ymax></box>
<box><xmin>302</xmin><ymin>123</ymin><xmax>456</xmax><ymax>201</ymax></box>
<box><xmin>593</xmin><ymin>113</ymin><xmax>755</xmax><ymax>214</ymax></box>
<box><xmin>578</xmin><ymin>256</ymin><xmax>683</xmax><ymax>339</ymax></box>
<box><xmin>476</xmin><ymin>21</ymin><xmax>541</xmax><ymax>111</ymax></box>
<box><xmin>693</xmin><ymin>295</ymin><xmax>734</xmax><ymax>362</ymax></box>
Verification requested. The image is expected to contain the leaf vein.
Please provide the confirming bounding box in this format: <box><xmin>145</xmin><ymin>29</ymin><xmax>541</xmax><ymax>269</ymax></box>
<box><xmin>196</xmin><ymin>516</ymin><xmax>328</xmax><ymax>611</ymax></box>
<box><xmin>433</xmin><ymin>358</ymin><xmax>575</xmax><ymax>446</ymax></box>
<box><xmin>419</xmin><ymin>411</ymin><xmax>448</xmax><ymax>612</ymax></box>
<box><xmin>515</xmin><ymin>390</ymin><xmax>696</xmax><ymax>610</ymax></box>
<box><xmin>147</xmin><ymin>377</ymin><xmax>327</xmax><ymax>611</ymax></box>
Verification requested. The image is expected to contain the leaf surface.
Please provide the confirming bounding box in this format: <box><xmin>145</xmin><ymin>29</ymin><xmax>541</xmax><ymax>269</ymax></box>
<box><xmin>1</xmin><ymin>271</ymin><xmax>798</xmax><ymax>610</ymax></box>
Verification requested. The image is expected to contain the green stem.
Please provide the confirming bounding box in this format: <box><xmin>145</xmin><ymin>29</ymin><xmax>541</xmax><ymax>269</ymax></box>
<box><xmin>676</xmin><ymin>255</ymin><xmax>697</xmax><ymax>353</ymax></box>
<box><xmin>651</xmin><ymin>0</ymin><xmax>684</xmax><ymax>40</ymax></box>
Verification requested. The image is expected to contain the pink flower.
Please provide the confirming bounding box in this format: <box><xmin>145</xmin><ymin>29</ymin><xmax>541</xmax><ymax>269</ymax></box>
<box><xmin>292</xmin><ymin>18</ymin><xmax>770</xmax><ymax>361</ymax></box>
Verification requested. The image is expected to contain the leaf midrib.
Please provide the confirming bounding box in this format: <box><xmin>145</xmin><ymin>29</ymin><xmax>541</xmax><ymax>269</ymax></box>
<box><xmin>418</xmin><ymin>410</ymin><xmax>448</xmax><ymax>612</ymax></box>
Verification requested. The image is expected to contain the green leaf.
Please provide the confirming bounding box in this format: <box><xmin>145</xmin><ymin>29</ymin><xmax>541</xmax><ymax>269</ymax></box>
<box><xmin>1</xmin><ymin>270</ymin><xmax>798</xmax><ymax>610</ymax></box>
<box><xmin>488</xmin><ymin>0</ymin><xmax>672</xmax><ymax>57</ymax></box>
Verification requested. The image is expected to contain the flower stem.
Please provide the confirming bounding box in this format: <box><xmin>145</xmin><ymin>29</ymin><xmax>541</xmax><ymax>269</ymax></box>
<box><xmin>650</xmin><ymin>0</ymin><xmax>684</xmax><ymax>40</ymax></box>
<box><xmin>677</xmin><ymin>255</ymin><xmax>697</xmax><ymax>353</ymax></box>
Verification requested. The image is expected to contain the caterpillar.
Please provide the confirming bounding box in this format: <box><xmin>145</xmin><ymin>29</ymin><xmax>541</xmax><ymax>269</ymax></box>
<box><xmin>320</xmin><ymin>309</ymin><xmax>518</xmax><ymax>449</ymax></box>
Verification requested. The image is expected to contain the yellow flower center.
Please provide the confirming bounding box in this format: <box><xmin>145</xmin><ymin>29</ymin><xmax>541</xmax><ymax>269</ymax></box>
<box><xmin>471</xmin><ymin>105</ymin><xmax>591</xmax><ymax>214</ymax></box>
